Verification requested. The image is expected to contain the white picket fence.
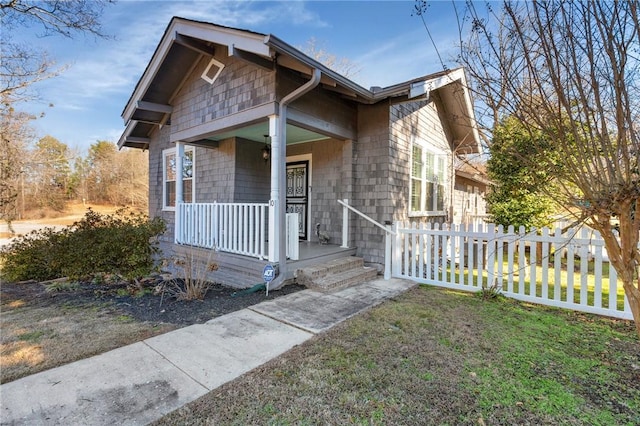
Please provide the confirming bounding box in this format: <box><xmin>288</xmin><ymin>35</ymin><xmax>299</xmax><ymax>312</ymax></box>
<box><xmin>176</xmin><ymin>202</ymin><xmax>268</xmax><ymax>259</ymax></box>
<box><xmin>392</xmin><ymin>222</ymin><xmax>632</xmax><ymax>320</ymax></box>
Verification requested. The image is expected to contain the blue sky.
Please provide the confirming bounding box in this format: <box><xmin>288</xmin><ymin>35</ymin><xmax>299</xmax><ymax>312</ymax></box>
<box><xmin>13</xmin><ymin>0</ymin><xmax>465</xmax><ymax>153</ymax></box>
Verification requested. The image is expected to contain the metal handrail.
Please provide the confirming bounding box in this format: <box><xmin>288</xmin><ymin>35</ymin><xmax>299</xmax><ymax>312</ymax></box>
<box><xmin>338</xmin><ymin>199</ymin><xmax>394</xmax><ymax>280</ymax></box>
<box><xmin>337</xmin><ymin>199</ymin><xmax>396</xmax><ymax>235</ymax></box>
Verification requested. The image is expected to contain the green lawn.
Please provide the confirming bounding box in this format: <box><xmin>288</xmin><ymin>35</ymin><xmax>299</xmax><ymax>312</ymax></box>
<box><xmin>431</xmin><ymin>254</ymin><xmax>628</xmax><ymax>311</ymax></box>
<box><xmin>155</xmin><ymin>286</ymin><xmax>639</xmax><ymax>426</ymax></box>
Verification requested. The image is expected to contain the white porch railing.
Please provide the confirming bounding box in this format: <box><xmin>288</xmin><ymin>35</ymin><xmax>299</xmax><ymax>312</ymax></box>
<box><xmin>177</xmin><ymin>202</ymin><xmax>268</xmax><ymax>259</ymax></box>
<box><xmin>338</xmin><ymin>199</ymin><xmax>395</xmax><ymax>279</ymax></box>
<box><xmin>392</xmin><ymin>222</ymin><xmax>632</xmax><ymax>320</ymax></box>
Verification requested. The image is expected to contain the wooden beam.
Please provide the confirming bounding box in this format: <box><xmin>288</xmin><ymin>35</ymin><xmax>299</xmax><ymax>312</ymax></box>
<box><xmin>185</xmin><ymin>139</ymin><xmax>220</xmax><ymax>148</ymax></box>
<box><xmin>136</xmin><ymin>100</ymin><xmax>173</xmax><ymax>114</ymax></box>
<box><xmin>132</xmin><ymin>119</ymin><xmax>162</xmax><ymax>125</ymax></box>
<box><xmin>276</xmin><ymin>55</ymin><xmax>312</xmax><ymax>75</ymax></box>
<box><xmin>230</xmin><ymin>46</ymin><xmax>274</xmax><ymax>71</ymax></box>
<box><xmin>125</xmin><ymin>136</ymin><xmax>150</xmax><ymax>144</ymax></box>
<box><xmin>174</xmin><ymin>33</ymin><xmax>215</xmax><ymax>56</ymax></box>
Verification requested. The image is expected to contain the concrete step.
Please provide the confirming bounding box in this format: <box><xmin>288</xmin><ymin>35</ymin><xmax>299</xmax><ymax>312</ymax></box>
<box><xmin>297</xmin><ymin>256</ymin><xmax>364</xmax><ymax>280</ymax></box>
<box><xmin>296</xmin><ymin>256</ymin><xmax>378</xmax><ymax>292</ymax></box>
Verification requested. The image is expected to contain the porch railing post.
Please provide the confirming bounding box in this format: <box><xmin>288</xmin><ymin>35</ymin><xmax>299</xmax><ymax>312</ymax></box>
<box><xmin>341</xmin><ymin>198</ymin><xmax>349</xmax><ymax>248</ymax></box>
<box><xmin>384</xmin><ymin>223</ymin><xmax>392</xmax><ymax>279</ymax></box>
<box><xmin>175</xmin><ymin>203</ymin><xmax>181</xmax><ymax>244</ymax></box>
<box><xmin>174</xmin><ymin>142</ymin><xmax>184</xmax><ymax>244</ymax></box>
<box><xmin>392</xmin><ymin>222</ymin><xmax>401</xmax><ymax>277</ymax></box>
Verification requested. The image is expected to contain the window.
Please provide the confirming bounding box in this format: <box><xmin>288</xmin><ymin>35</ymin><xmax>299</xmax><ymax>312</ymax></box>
<box><xmin>410</xmin><ymin>144</ymin><xmax>446</xmax><ymax>215</ymax></box>
<box><xmin>163</xmin><ymin>146</ymin><xmax>194</xmax><ymax>210</ymax></box>
<box><xmin>201</xmin><ymin>57</ymin><xmax>225</xmax><ymax>85</ymax></box>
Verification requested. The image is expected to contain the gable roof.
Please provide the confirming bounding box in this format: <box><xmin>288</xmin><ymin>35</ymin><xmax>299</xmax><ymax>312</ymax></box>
<box><xmin>119</xmin><ymin>17</ymin><xmax>481</xmax><ymax>154</ymax></box>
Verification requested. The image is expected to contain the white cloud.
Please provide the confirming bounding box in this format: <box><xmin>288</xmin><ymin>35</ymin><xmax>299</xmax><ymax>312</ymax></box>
<box><xmin>36</xmin><ymin>1</ymin><xmax>328</xmax><ymax>106</ymax></box>
<box><xmin>353</xmin><ymin>29</ymin><xmax>459</xmax><ymax>88</ymax></box>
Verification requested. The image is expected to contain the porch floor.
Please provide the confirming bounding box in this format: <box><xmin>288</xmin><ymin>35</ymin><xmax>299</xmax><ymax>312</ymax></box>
<box><xmin>293</xmin><ymin>241</ymin><xmax>356</xmax><ymax>263</ymax></box>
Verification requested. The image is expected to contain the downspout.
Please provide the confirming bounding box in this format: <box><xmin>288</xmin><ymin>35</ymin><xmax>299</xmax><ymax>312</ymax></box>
<box><xmin>269</xmin><ymin>68</ymin><xmax>321</xmax><ymax>291</ymax></box>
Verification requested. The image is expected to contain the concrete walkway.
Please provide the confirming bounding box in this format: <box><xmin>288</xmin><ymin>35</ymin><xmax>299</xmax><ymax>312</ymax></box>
<box><xmin>0</xmin><ymin>278</ymin><xmax>416</xmax><ymax>425</ymax></box>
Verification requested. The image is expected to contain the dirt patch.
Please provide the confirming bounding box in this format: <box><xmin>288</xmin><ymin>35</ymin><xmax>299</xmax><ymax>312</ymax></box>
<box><xmin>0</xmin><ymin>279</ymin><xmax>303</xmax><ymax>383</ymax></box>
<box><xmin>17</xmin><ymin>203</ymin><xmax>123</xmax><ymax>224</ymax></box>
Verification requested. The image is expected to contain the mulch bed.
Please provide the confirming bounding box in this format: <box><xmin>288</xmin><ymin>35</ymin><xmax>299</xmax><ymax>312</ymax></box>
<box><xmin>1</xmin><ymin>278</ymin><xmax>304</xmax><ymax>326</ymax></box>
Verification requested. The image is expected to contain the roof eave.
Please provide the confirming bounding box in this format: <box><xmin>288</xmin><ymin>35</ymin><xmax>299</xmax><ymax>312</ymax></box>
<box><xmin>121</xmin><ymin>17</ymin><xmax>270</xmax><ymax>123</ymax></box>
<box><xmin>264</xmin><ymin>34</ymin><xmax>374</xmax><ymax>102</ymax></box>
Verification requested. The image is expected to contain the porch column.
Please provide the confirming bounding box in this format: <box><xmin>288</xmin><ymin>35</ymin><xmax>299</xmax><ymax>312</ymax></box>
<box><xmin>268</xmin><ymin>115</ymin><xmax>279</xmax><ymax>262</ymax></box>
<box><xmin>174</xmin><ymin>142</ymin><xmax>184</xmax><ymax>244</ymax></box>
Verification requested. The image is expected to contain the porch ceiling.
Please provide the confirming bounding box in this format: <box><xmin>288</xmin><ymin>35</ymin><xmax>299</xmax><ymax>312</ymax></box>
<box><xmin>207</xmin><ymin>121</ymin><xmax>330</xmax><ymax>145</ymax></box>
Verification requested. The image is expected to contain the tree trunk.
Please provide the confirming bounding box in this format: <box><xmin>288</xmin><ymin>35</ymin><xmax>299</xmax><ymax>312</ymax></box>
<box><xmin>624</xmin><ymin>282</ymin><xmax>640</xmax><ymax>338</ymax></box>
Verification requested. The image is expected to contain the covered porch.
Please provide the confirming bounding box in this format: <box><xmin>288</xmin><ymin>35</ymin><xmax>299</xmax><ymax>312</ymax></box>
<box><xmin>172</xmin><ymin>218</ymin><xmax>357</xmax><ymax>288</ymax></box>
<box><xmin>172</xmin><ymin>198</ymin><xmax>393</xmax><ymax>287</ymax></box>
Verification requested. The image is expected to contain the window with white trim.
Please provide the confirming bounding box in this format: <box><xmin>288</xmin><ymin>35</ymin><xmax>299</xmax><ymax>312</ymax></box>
<box><xmin>162</xmin><ymin>146</ymin><xmax>194</xmax><ymax>210</ymax></box>
<box><xmin>410</xmin><ymin>144</ymin><xmax>446</xmax><ymax>215</ymax></box>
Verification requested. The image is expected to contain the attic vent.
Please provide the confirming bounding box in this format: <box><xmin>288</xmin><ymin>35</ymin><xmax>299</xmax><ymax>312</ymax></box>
<box><xmin>201</xmin><ymin>57</ymin><xmax>225</xmax><ymax>84</ymax></box>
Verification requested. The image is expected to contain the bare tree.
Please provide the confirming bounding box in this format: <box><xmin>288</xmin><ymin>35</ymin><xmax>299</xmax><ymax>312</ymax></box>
<box><xmin>1</xmin><ymin>0</ymin><xmax>114</xmax><ymax>102</ymax></box>
<box><xmin>83</xmin><ymin>140</ymin><xmax>148</xmax><ymax>209</ymax></box>
<box><xmin>0</xmin><ymin>95</ymin><xmax>34</xmax><ymax>223</ymax></box>
<box><xmin>453</xmin><ymin>1</ymin><xmax>640</xmax><ymax>336</ymax></box>
<box><xmin>300</xmin><ymin>37</ymin><xmax>361</xmax><ymax>79</ymax></box>
<box><xmin>0</xmin><ymin>0</ymin><xmax>114</xmax><ymax>220</ymax></box>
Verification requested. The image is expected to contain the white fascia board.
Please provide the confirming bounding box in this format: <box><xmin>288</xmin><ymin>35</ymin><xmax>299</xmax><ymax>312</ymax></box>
<box><xmin>407</xmin><ymin>68</ymin><xmax>482</xmax><ymax>153</ymax></box>
<box><xmin>409</xmin><ymin>68</ymin><xmax>465</xmax><ymax>99</ymax></box>
<box><xmin>409</xmin><ymin>80</ymin><xmax>433</xmax><ymax>99</ymax></box>
<box><xmin>454</xmin><ymin>71</ymin><xmax>482</xmax><ymax>153</ymax></box>
<box><xmin>175</xmin><ymin>20</ymin><xmax>270</xmax><ymax>57</ymax></box>
<box><xmin>122</xmin><ymin>21</ymin><xmax>180</xmax><ymax>123</ymax></box>
<box><xmin>117</xmin><ymin>120</ymin><xmax>137</xmax><ymax>149</ymax></box>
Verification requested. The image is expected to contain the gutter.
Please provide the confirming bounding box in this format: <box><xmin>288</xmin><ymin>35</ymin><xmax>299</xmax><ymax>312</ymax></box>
<box><xmin>268</xmin><ymin>67</ymin><xmax>322</xmax><ymax>291</ymax></box>
<box><xmin>264</xmin><ymin>34</ymin><xmax>373</xmax><ymax>101</ymax></box>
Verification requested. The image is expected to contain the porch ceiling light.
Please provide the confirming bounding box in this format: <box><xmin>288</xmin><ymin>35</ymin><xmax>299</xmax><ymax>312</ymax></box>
<box><xmin>262</xmin><ymin>134</ymin><xmax>271</xmax><ymax>161</ymax></box>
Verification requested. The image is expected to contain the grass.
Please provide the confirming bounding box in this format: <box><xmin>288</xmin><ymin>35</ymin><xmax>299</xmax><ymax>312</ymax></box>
<box><xmin>155</xmin><ymin>285</ymin><xmax>639</xmax><ymax>426</ymax></box>
<box><xmin>0</xmin><ymin>299</ymin><xmax>174</xmax><ymax>384</ymax></box>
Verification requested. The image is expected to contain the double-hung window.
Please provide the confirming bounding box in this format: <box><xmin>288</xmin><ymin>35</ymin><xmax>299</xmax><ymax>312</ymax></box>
<box><xmin>163</xmin><ymin>146</ymin><xmax>194</xmax><ymax>210</ymax></box>
<box><xmin>410</xmin><ymin>144</ymin><xmax>446</xmax><ymax>215</ymax></box>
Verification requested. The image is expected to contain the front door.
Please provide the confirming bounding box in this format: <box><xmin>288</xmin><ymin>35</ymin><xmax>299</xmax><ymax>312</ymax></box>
<box><xmin>286</xmin><ymin>160</ymin><xmax>309</xmax><ymax>239</ymax></box>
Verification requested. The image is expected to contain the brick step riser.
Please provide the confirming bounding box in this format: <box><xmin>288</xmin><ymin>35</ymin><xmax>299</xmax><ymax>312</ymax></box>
<box><xmin>301</xmin><ymin>258</ymin><xmax>364</xmax><ymax>279</ymax></box>
<box><xmin>305</xmin><ymin>269</ymin><xmax>378</xmax><ymax>292</ymax></box>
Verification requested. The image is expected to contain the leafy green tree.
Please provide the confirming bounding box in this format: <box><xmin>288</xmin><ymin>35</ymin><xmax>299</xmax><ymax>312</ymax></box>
<box><xmin>486</xmin><ymin>117</ymin><xmax>557</xmax><ymax>230</ymax></box>
<box><xmin>86</xmin><ymin>140</ymin><xmax>117</xmax><ymax>204</ymax></box>
<box><xmin>32</xmin><ymin>135</ymin><xmax>71</xmax><ymax>210</ymax></box>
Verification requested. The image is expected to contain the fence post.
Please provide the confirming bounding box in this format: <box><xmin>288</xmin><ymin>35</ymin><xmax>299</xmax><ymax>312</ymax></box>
<box><xmin>392</xmin><ymin>222</ymin><xmax>401</xmax><ymax>277</ymax></box>
<box><xmin>487</xmin><ymin>223</ymin><xmax>496</xmax><ymax>289</ymax></box>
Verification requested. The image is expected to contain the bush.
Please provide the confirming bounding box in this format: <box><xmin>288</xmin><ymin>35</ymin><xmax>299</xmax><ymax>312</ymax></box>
<box><xmin>0</xmin><ymin>209</ymin><xmax>165</xmax><ymax>282</ymax></box>
<box><xmin>160</xmin><ymin>248</ymin><xmax>219</xmax><ymax>301</ymax></box>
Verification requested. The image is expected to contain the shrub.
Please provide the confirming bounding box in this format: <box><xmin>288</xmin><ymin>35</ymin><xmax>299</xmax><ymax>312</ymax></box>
<box><xmin>159</xmin><ymin>248</ymin><xmax>218</xmax><ymax>301</ymax></box>
<box><xmin>0</xmin><ymin>209</ymin><xmax>165</xmax><ymax>282</ymax></box>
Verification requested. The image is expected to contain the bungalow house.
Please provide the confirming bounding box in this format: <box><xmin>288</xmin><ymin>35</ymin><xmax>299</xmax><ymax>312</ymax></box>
<box><xmin>118</xmin><ymin>17</ymin><xmax>481</xmax><ymax>289</ymax></box>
